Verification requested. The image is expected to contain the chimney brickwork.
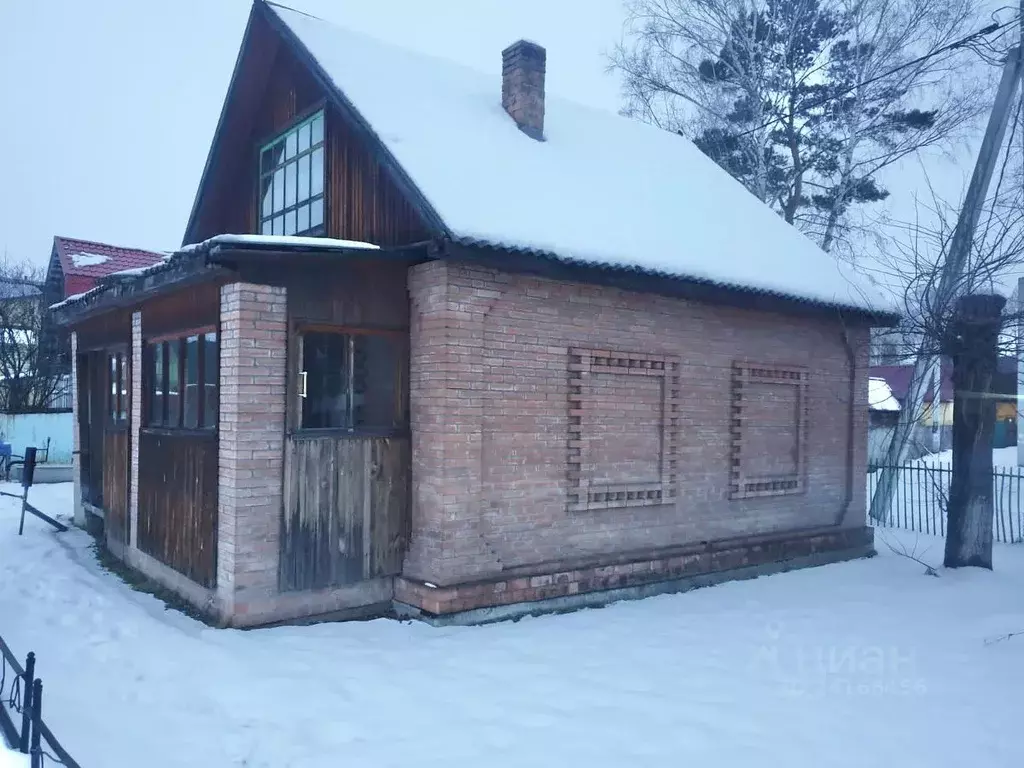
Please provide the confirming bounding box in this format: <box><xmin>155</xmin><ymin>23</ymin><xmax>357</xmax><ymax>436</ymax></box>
<box><xmin>502</xmin><ymin>40</ymin><xmax>546</xmax><ymax>140</ymax></box>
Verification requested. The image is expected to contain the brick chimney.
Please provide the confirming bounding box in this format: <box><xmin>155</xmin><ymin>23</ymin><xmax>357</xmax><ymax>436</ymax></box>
<box><xmin>502</xmin><ymin>40</ymin><xmax>546</xmax><ymax>140</ymax></box>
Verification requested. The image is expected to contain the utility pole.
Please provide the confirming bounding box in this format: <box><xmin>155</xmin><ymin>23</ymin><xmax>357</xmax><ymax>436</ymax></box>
<box><xmin>870</xmin><ymin>42</ymin><xmax>1024</xmax><ymax>522</ymax></box>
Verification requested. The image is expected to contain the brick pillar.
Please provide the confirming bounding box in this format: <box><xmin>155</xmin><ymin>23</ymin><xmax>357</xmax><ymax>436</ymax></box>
<box><xmin>129</xmin><ymin>312</ymin><xmax>142</xmax><ymax>549</ymax></box>
<box><xmin>71</xmin><ymin>331</ymin><xmax>84</xmax><ymax>529</ymax></box>
<box><xmin>216</xmin><ymin>283</ymin><xmax>287</xmax><ymax>622</ymax></box>
<box><xmin>406</xmin><ymin>261</ymin><xmax>500</xmax><ymax>585</ymax></box>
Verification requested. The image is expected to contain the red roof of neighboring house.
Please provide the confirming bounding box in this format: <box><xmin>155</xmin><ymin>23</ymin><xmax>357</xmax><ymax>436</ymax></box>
<box><xmin>52</xmin><ymin>236</ymin><xmax>166</xmax><ymax>296</ymax></box>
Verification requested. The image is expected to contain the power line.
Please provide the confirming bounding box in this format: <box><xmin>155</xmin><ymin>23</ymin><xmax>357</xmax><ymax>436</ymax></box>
<box><xmin>732</xmin><ymin>18</ymin><xmax>1016</xmax><ymax>140</ymax></box>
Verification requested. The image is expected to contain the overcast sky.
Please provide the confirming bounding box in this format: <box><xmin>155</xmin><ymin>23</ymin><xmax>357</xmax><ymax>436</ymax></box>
<box><xmin>0</xmin><ymin>0</ymin><xmax>627</xmax><ymax>269</ymax></box>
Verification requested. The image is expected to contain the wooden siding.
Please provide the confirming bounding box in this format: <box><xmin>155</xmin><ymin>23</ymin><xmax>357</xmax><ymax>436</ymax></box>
<box><xmin>188</xmin><ymin>10</ymin><xmax>432</xmax><ymax>245</ymax></box>
<box><xmin>74</xmin><ymin>310</ymin><xmax>131</xmax><ymax>352</ymax></box>
<box><xmin>102</xmin><ymin>429</ymin><xmax>130</xmax><ymax>546</ymax></box>
<box><xmin>280</xmin><ymin>436</ymin><xmax>410</xmax><ymax>591</ymax></box>
<box><xmin>79</xmin><ymin>352</ymin><xmax>107</xmax><ymax>507</ymax></box>
<box><xmin>137</xmin><ymin>431</ymin><xmax>218</xmax><ymax>587</ymax></box>
<box><xmin>324</xmin><ymin>104</ymin><xmax>432</xmax><ymax>245</ymax></box>
<box><xmin>140</xmin><ymin>282</ymin><xmax>222</xmax><ymax>339</ymax></box>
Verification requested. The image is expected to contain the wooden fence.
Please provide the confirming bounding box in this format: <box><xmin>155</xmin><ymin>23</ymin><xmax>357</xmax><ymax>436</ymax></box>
<box><xmin>867</xmin><ymin>462</ymin><xmax>1024</xmax><ymax>543</ymax></box>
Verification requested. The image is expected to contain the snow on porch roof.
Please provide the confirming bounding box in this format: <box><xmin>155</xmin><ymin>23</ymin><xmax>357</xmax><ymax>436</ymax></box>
<box><xmin>267</xmin><ymin>3</ymin><xmax>893</xmax><ymax>318</ymax></box>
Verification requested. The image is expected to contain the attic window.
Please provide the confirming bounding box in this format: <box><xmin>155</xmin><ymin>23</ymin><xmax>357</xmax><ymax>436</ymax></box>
<box><xmin>259</xmin><ymin>111</ymin><xmax>325</xmax><ymax>237</ymax></box>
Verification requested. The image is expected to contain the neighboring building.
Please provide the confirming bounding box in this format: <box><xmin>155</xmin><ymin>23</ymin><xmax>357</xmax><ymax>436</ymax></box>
<box><xmin>42</xmin><ymin>237</ymin><xmax>167</xmax><ymax>377</ymax></box>
<box><xmin>45</xmin><ymin>236</ymin><xmax>167</xmax><ymax>302</ymax></box>
<box><xmin>867</xmin><ymin>376</ymin><xmax>900</xmax><ymax>465</ymax></box>
<box><xmin>52</xmin><ymin>0</ymin><xmax>897</xmax><ymax>627</ymax></box>
<box><xmin>871</xmin><ymin>358</ymin><xmax>1018</xmax><ymax>455</ymax></box>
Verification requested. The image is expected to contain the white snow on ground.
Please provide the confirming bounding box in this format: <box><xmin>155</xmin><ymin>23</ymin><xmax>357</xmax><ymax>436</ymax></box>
<box><xmin>918</xmin><ymin>446</ymin><xmax>1019</xmax><ymax>469</ymax></box>
<box><xmin>68</xmin><ymin>253</ymin><xmax>110</xmax><ymax>268</ymax></box>
<box><xmin>2</xmin><ymin>484</ymin><xmax>1023</xmax><ymax>767</ymax></box>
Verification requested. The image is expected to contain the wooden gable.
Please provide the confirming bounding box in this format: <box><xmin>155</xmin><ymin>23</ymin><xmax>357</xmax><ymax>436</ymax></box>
<box><xmin>183</xmin><ymin>3</ymin><xmax>438</xmax><ymax>247</ymax></box>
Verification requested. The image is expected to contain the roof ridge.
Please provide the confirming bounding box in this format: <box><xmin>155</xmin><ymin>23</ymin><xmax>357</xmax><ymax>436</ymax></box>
<box><xmin>263</xmin><ymin>1</ymin><xmax>323</xmax><ymax>23</ymax></box>
<box><xmin>54</xmin><ymin>235</ymin><xmax>168</xmax><ymax>255</ymax></box>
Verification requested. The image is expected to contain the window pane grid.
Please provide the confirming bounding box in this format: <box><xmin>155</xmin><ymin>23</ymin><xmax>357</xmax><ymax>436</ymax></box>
<box><xmin>147</xmin><ymin>332</ymin><xmax>219</xmax><ymax>430</ymax></box>
<box><xmin>298</xmin><ymin>330</ymin><xmax>404</xmax><ymax>432</ymax></box>
<box><xmin>259</xmin><ymin>111</ymin><xmax>325</xmax><ymax>237</ymax></box>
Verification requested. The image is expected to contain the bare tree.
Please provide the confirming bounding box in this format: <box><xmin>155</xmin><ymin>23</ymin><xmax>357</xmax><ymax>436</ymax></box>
<box><xmin>0</xmin><ymin>255</ymin><xmax>65</xmax><ymax>413</ymax></box>
<box><xmin>864</xmin><ymin>118</ymin><xmax>1024</xmax><ymax>566</ymax></box>
<box><xmin>611</xmin><ymin>0</ymin><xmax>987</xmax><ymax>255</ymax></box>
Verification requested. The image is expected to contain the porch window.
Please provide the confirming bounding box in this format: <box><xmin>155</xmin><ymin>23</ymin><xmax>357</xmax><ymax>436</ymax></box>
<box><xmin>259</xmin><ymin>111</ymin><xmax>325</xmax><ymax>237</ymax></box>
<box><xmin>147</xmin><ymin>331</ymin><xmax>219</xmax><ymax>430</ymax></box>
<box><xmin>297</xmin><ymin>329</ymin><xmax>405</xmax><ymax>432</ymax></box>
<box><xmin>107</xmin><ymin>351</ymin><xmax>128</xmax><ymax>425</ymax></box>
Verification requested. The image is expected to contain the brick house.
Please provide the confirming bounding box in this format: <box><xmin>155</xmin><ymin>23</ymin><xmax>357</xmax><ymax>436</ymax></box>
<box><xmin>52</xmin><ymin>0</ymin><xmax>897</xmax><ymax>627</ymax></box>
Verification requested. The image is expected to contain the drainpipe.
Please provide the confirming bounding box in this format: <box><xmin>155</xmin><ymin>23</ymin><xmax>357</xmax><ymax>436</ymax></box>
<box><xmin>836</xmin><ymin>328</ymin><xmax>857</xmax><ymax>526</ymax></box>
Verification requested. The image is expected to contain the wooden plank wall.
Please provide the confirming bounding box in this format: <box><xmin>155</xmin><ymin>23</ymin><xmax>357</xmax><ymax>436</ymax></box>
<box><xmin>279</xmin><ymin>436</ymin><xmax>409</xmax><ymax>591</ymax></box>
<box><xmin>102</xmin><ymin>429</ymin><xmax>130</xmax><ymax>546</ymax></box>
<box><xmin>137</xmin><ymin>432</ymin><xmax>219</xmax><ymax>587</ymax></box>
<box><xmin>189</xmin><ymin>11</ymin><xmax>432</xmax><ymax>246</ymax></box>
<box><xmin>82</xmin><ymin>353</ymin><xmax>107</xmax><ymax>508</ymax></box>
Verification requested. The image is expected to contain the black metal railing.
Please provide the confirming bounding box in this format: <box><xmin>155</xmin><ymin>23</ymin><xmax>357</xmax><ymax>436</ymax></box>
<box><xmin>0</xmin><ymin>633</ymin><xmax>81</xmax><ymax>767</ymax></box>
<box><xmin>868</xmin><ymin>461</ymin><xmax>1024</xmax><ymax>543</ymax></box>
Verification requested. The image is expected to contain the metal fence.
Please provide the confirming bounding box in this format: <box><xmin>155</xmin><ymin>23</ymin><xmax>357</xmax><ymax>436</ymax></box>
<box><xmin>867</xmin><ymin>462</ymin><xmax>1024</xmax><ymax>543</ymax></box>
<box><xmin>1</xmin><ymin>633</ymin><xmax>80</xmax><ymax>767</ymax></box>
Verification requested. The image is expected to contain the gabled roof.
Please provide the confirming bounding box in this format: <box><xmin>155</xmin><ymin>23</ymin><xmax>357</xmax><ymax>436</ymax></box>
<box><xmin>52</xmin><ymin>236</ymin><xmax>167</xmax><ymax>281</ymax></box>
<box><xmin>247</xmin><ymin>1</ymin><xmax>892</xmax><ymax>318</ymax></box>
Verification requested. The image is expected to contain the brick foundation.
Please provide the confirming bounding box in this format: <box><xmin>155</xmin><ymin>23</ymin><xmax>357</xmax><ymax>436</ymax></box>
<box><xmin>395</xmin><ymin>525</ymin><xmax>874</xmax><ymax>619</ymax></box>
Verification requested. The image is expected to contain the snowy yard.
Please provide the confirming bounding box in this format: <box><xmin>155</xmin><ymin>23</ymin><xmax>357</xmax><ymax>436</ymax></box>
<box><xmin>2</xmin><ymin>484</ymin><xmax>1023</xmax><ymax>768</ymax></box>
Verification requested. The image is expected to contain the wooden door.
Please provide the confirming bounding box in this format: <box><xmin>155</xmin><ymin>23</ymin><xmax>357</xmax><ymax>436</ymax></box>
<box><xmin>279</xmin><ymin>435</ymin><xmax>410</xmax><ymax>591</ymax></box>
<box><xmin>79</xmin><ymin>352</ymin><xmax>107</xmax><ymax>508</ymax></box>
<box><xmin>102</xmin><ymin>349</ymin><xmax>131</xmax><ymax>547</ymax></box>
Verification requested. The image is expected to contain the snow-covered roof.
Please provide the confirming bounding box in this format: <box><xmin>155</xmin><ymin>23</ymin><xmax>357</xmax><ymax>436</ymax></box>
<box><xmin>49</xmin><ymin>288</ymin><xmax>99</xmax><ymax>311</ymax></box>
<box><xmin>53</xmin><ymin>236</ymin><xmax>168</xmax><ymax>279</ymax></box>
<box><xmin>69</xmin><ymin>252</ymin><xmax>110</xmax><ymax>268</ymax></box>
<box><xmin>869</xmin><ymin>377</ymin><xmax>901</xmax><ymax>412</ymax></box>
<box><xmin>181</xmin><ymin>234</ymin><xmax>380</xmax><ymax>254</ymax></box>
<box><xmin>268</xmin><ymin>3</ymin><xmax>892</xmax><ymax>317</ymax></box>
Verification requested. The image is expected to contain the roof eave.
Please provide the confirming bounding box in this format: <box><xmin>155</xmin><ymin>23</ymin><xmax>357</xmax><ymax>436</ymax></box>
<box><xmin>441</xmin><ymin>236</ymin><xmax>900</xmax><ymax>326</ymax></box>
<box><xmin>52</xmin><ymin>240</ymin><xmax>434</xmax><ymax>327</ymax></box>
<box><xmin>51</xmin><ymin>253</ymin><xmax>220</xmax><ymax>327</ymax></box>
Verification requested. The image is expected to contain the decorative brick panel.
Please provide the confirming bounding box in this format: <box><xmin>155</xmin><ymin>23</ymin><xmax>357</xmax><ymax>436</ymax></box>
<box><xmin>729</xmin><ymin>363</ymin><xmax>809</xmax><ymax>499</ymax></box>
<box><xmin>567</xmin><ymin>349</ymin><xmax>680</xmax><ymax>512</ymax></box>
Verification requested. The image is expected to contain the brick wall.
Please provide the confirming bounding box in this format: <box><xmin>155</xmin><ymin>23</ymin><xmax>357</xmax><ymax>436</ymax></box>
<box><xmin>406</xmin><ymin>261</ymin><xmax>870</xmax><ymax>588</ymax></box>
<box><xmin>216</xmin><ymin>282</ymin><xmax>288</xmax><ymax>619</ymax></box>
<box><xmin>71</xmin><ymin>331</ymin><xmax>83</xmax><ymax>528</ymax></box>
<box><xmin>129</xmin><ymin>311</ymin><xmax>142</xmax><ymax>548</ymax></box>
